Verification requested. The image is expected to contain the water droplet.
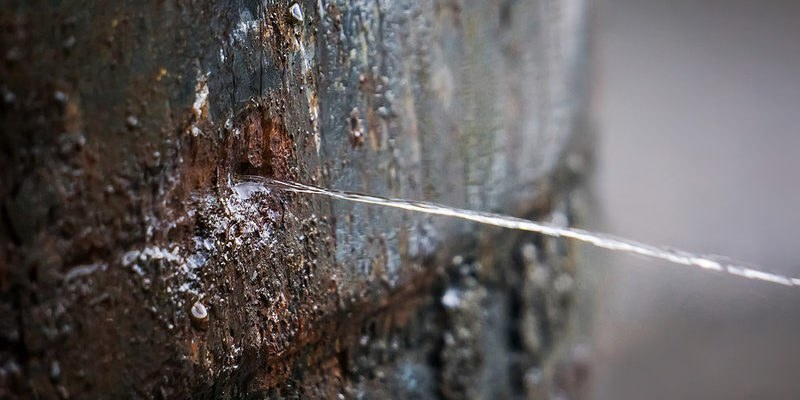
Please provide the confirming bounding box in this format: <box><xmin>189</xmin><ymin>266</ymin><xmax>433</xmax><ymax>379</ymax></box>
<box><xmin>521</xmin><ymin>242</ymin><xmax>537</xmax><ymax>261</ymax></box>
<box><xmin>126</xmin><ymin>115</ymin><xmax>139</xmax><ymax>128</ymax></box>
<box><xmin>289</xmin><ymin>4</ymin><xmax>304</xmax><ymax>22</ymax></box>
<box><xmin>54</xmin><ymin>91</ymin><xmax>68</xmax><ymax>103</ymax></box>
<box><xmin>233</xmin><ymin>181</ymin><xmax>266</xmax><ymax>200</ymax></box>
<box><xmin>530</xmin><ymin>266</ymin><xmax>549</xmax><ymax>288</ymax></box>
<box><xmin>191</xmin><ymin>301</ymin><xmax>208</xmax><ymax>326</ymax></box>
<box><xmin>62</xmin><ymin>36</ymin><xmax>76</xmax><ymax>50</ymax></box>
<box><xmin>49</xmin><ymin>361</ymin><xmax>60</xmax><ymax>382</ymax></box>
<box><xmin>553</xmin><ymin>273</ymin><xmax>573</xmax><ymax>294</ymax></box>
<box><xmin>441</xmin><ymin>288</ymin><xmax>461</xmax><ymax>309</ymax></box>
<box><xmin>2</xmin><ymin>87</ymin><xmax>15</xmax><ymax>104</ymax></box>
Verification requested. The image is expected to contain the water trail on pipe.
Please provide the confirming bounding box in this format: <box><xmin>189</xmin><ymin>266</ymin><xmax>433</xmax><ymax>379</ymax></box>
<box><xmin>244</xmin><ymin>176</ymin><xmax>800</xmax><ymax>289</ymax></box>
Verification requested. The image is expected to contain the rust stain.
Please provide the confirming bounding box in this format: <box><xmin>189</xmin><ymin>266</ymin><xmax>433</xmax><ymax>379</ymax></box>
<box><xmin>233</xmin><ymin>105</ymin><xmax>296</xmax><ymax>179</ymax></box>
<box><xmin>250</xmin><ymin>268</ymin><xmax>438</xmax><ymax>391</ymax></box>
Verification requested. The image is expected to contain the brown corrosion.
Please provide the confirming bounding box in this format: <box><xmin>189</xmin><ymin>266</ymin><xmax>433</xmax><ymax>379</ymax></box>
<box><xmin>232</xmin><ymin>105</ymin><xmax>296</xmax><ymax>179</ymax></box>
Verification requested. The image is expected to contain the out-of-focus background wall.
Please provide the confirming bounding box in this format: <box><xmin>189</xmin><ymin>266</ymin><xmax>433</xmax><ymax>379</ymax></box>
<box><xmin>591</xmin><ymin>0</ymin><xmax>800</xmax><ymax>398</ymax></box>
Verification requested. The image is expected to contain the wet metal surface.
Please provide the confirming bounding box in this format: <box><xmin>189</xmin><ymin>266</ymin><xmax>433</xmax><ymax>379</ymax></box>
<box><xmin>0</xmin><ymin>0</ymin><xmax>590</xmax><ymax>398</ymax></box>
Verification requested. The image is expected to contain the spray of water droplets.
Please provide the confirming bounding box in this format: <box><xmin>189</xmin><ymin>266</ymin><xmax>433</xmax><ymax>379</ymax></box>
<box><xmin>245</xmin><ymin>176</ymin><xmax>800</xmax><ymax>289</ymax></box>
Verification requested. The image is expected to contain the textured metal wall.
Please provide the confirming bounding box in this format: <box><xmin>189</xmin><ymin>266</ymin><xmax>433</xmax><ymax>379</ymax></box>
<box><xmin>0</xmin><ymin>1</ymin><xmax>591</xmax><ymax>398</ymax></box>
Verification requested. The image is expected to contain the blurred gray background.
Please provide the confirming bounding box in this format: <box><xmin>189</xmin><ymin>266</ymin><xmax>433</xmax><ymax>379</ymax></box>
<box><xmin>590</xmin><ymin>0</ymin><xmax>800</xmax><ymax>398</ymax></box>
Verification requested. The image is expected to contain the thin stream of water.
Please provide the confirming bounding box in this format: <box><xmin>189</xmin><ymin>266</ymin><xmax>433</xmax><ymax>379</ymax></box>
<box><xmin>244</xmin><ymin>176</ymin><xmax>800</xmax><ymax>289</ymax></box>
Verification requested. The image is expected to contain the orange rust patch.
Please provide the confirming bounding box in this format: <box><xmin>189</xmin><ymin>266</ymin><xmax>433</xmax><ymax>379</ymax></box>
<box><xmin>173</xmin><ymin>104</ymin><xmax>297</xmax><ymax>205</ymax></box>
<box><xmin>234</xmin><ymin>106</ymin><xmax>296</xmax><ymax>180</ymax></box>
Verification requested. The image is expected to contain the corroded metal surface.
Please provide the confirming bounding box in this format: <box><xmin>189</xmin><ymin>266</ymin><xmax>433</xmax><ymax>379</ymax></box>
<box><xmin>0</xmin><ymin>0</ymin><xmax>590</xmax><ymax>398</ymax></box>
